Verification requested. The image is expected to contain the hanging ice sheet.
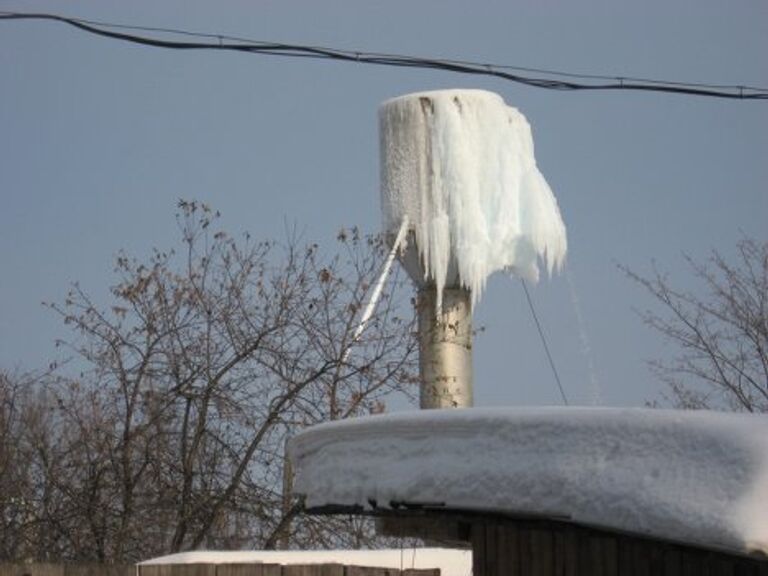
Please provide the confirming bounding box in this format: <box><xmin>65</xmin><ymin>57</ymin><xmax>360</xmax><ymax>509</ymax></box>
<box><xmin>380</xmin><ymin>89</ymin><xmax>567</xmax><ymax>308</ymax></box>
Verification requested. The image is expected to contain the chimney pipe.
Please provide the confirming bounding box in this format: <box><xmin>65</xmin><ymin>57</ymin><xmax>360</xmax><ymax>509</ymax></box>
<box><xmin>417</xmin><ymin>284</ymin><xmax>473</xmax><ymax>408</ymax></box>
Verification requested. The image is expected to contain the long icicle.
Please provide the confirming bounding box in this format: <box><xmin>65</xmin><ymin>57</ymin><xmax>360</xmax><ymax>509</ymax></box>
<box><xmin>342</xmin><ymin>217</ymin><xmax>409</xmax><ymax>363</ymax></box>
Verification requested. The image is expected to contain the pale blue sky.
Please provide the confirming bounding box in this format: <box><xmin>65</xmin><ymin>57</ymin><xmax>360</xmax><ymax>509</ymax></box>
<box><xmin>1</xmin><ymin>1</ymin><xmax>766</xmax><ymax>408</ymax></box>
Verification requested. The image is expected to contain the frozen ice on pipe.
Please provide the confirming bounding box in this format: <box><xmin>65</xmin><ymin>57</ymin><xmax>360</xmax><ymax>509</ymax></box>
<box><xmin>380</xmin><ymin>89</ymin><xmax>567</xmax><ymax>308</ymax></box>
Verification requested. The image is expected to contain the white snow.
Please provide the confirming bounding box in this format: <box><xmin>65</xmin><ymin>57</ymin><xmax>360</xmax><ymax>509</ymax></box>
<box><xmin>289</xmin><ymin>407</ymin><xmax>768</xmax><ymax>555</ymax></box>
<box><xmin>380</xmin><ymin>89</ymin><xmax>567</xmax><ymax>308</ymax></box>
<box><xmin>139</xmin><ymin>548</ymin><xmax>471</xmax><ymax>575</ymax></box>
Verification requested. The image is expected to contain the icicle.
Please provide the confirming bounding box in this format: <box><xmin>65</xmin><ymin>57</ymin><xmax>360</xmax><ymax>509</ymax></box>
<box><xmin>342</xmin><ymin>217</ymin><xmax>409</xmax><ymax>363</ymax></box>
<box><xmin>380</xmin><ymin>90</ymin><xmax>567</xmax><ymax>310</ymax></box>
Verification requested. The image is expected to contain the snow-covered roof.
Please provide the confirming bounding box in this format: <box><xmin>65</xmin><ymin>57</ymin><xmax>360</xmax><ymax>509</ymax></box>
<box><xmin>139</xmin><ymin>549</ymin><xmax>471</xmax><ymax>575</ymax></box>
<box><xmin>289</xmin><ymin>407</ymin><xmax>768</xmax><ymax>556</ymax></box>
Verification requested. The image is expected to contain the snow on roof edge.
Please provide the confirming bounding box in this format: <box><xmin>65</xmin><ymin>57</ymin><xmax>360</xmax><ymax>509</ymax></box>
<box><xmin>138</xmin><ymin>548</ymin><xmax>472</xmax><ymax>576</ymax></box>
<box><xmin>289</xmin><ymin>407</ymin><xmax>768</xmax><ymax>556</ymax></box>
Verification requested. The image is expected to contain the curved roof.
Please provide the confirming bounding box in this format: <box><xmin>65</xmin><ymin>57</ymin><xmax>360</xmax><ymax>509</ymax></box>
<box><xmin>289</xmin><ymin>407</ymin><xmax>768</xmax><ymax>556</ymax></box>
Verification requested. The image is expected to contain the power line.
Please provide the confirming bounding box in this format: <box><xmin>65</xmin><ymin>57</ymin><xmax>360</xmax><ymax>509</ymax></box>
<box><xmin>521</xmin><ymin>279</ymin><xmax>569</xmax><ymax>406</ymax></box>
<box><xmin>1</xmin><ymin>11</ymin><xmax>767</xmax><ymax>100</ymax></box>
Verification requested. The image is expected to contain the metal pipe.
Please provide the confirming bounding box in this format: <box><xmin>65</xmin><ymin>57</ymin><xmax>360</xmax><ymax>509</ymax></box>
<box><xmin>417</xmin><ymin>285</ymin><xmax>473</xmax><ymax>409</ymax></box>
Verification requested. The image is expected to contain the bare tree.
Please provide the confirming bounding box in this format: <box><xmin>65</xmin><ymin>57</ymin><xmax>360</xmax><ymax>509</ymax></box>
<box><xmin>0</xmin><ymin>370</ymin><xmax>66</xmax><ymax>562</ymax></box>
<box><xmin>28</xmin><ymin>201</ymin><xmax>417</xmax><ymax>562</ymax></box>
<box><xmin>0</xmin><ymin>370</ymin><xmax>34</xmax><ymax>560</ymax></box>
<box><xmin>623</xmin><ymin>237</ymin><xmax>768</xmax><ymax>412</ymax></box>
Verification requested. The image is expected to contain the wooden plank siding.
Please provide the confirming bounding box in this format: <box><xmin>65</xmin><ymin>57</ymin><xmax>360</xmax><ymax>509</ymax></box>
<box><xmin>137</xmin><ymin>567</ymin><xmax>436</xmax><ymax>576</ymax></box>
<box><xmin>467</xmin><ymin>518</ymin><xmax>768</xmax><ymax>576</ymax></box>
<box><xmin>1</xmin><ymin>566</ymin><xmax>438</xmax><ymax>576</ymax></box>
<box><xmin>0</xmin><ymin>566</ymin><xmax>134</xmax><ymax>576</ymax></box>
<box><xmin>281</xmin><ymin>566</ymin><xmax>344</xmax><ymax>576</ymax></box>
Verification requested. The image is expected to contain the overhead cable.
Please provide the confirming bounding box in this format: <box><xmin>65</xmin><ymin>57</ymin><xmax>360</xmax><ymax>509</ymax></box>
<box><xmin>1</xmin><ymin>11</ymin><xmax>767</xmax><ymax>100</ymax></box>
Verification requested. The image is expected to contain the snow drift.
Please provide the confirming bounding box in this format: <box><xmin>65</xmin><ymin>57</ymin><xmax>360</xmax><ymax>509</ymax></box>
<box><xmin>289</xmin><ymin>407</ymin><xmax>768</xmax><ymax>555</ymax></box>
<box><xmin>380</xmin><ymin>89</ymin><xmax>567</xmax><ymax>308</ymax></box>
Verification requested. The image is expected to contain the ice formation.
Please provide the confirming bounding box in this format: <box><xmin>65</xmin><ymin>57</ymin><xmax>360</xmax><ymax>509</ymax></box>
<box><xmin>380</xmin><ymin>89</ymin><xmax>567</xmax><ymax>308</ymax></box>
<box><xmin>290</xmin><ymin>407</ymin><xmax>768</xmax><ymax>555</ymax></box>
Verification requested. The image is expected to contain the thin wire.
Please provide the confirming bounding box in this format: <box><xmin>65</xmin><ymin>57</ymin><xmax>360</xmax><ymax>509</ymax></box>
<box><xmin>521</xmin><ymin>279</ymin><xmax>569</xmax><ymax>406</ymax></box>
<box><xmin>1</xmin><ymin>11</ymin><xmax>767</xmax><ymax>100</ymax></box>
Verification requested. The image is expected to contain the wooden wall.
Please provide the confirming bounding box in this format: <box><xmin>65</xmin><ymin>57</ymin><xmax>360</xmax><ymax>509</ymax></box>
<box><xmin>470</xmin><ymin>519</ymin><xmax>768</xmax><ymax>576</ymax></box>
<box><xmin>0</xmin><ymin>566</ymin><xmax>133</xmax><ymax>576</ymax></box>
<box><xmin>138</xmin><ymin>565</ymin><xmax>437</xmax><ymax>576</ymax></box>
<box><xmin>0</xmin><ymin>565</ymin><xmax>438</xmax><ymax>576</ymax></box>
